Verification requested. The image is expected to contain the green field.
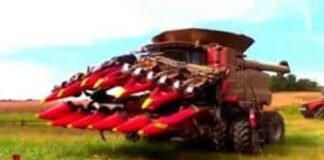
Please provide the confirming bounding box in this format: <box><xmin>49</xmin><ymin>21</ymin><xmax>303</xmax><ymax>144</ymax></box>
<box><xmin>0</xmin><ymin>105</ymin><xmax>323</xmax><ymax>160</ymax></box>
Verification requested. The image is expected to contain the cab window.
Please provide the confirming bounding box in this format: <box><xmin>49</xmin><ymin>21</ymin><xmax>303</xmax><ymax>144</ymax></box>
<box><xmin>161</xmin><ymin>49</ymin><xmax>189</xmax><ymax>62</ymax></box>
<box><xmin>189</xmin><ymin>51</ymin><xmax>206</xmax><ymax>65</ymax></box>
<box><xmin>161</xmin><ymin>49</ymin><xmax>206</xmax><ymax>65</ymax></box>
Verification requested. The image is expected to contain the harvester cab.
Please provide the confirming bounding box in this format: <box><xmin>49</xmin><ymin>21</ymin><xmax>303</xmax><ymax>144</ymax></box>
<box><xmin>38</xmin><ymin>28</ymin><xmax>290</xmax><ymax>154</ymax></box>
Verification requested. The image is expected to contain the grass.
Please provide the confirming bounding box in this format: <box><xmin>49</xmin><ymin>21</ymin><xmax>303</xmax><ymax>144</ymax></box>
<box><xmin>0</xmin><ymin>113</ymin><xmax>40</xmax><ymax>122</ymax></box>
<box><xmin>0</xmin><ymin>105</ymin><xmax>324</xmax><ymax>160</ymax></box>
<box><xmin>0</xmin><ymin>127</ymin><xmax>175</xmax><ymax>160</ymax></box>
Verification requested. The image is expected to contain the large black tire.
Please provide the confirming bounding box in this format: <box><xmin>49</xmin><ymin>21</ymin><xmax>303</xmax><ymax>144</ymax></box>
<box><xmin>207</xmin><ymin>122</ymin><xmax>227</xmax><ymax>151</ymax></box>
<box><xmin>314</xmin><ymin>106</ymin><xmax>324</xmax><ymax>119</ymax></box>
<box><xmin>125</xmin><ymin>133</ymin><xmax>140</xmax><ymax>142</ymax></box>
<box><xmin>264</xmin><ymin>112</ymin><xmax>285</xmax><ymax>144</ymax></box>
<box><xmin>178</xmin><ymin>122</ymin><xmax>227</xmax><ymax>151</ymax></box>
<box><xmin>232</xmin><ymin>120</ymin><xmax>262</xmax><ymax>154</ymax></box>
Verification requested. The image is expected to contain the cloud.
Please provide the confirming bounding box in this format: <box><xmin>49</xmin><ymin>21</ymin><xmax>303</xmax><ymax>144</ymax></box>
<box><xmin>302</xmin><ymin>5</ymin><xmax>313</xmax><ymax>32</ymax></box>
<box><xmin>0</xmin><ymin>0</ymin><xmax>308</xmax><ymax>53</ymax></box>
<box><xmin>0</xmin><ymin>61</ymin><xmax>54</xmax><ymax>99</ymax></box>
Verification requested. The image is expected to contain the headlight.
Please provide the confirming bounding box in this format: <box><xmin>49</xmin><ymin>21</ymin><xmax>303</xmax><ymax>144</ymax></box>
<box><xmin>158</xmin><ymin>75</ymin><xmax>167</xmax><ymax>84</ymax></box>
<box><xmin>146</xmin><ymin>71</ymin><xmax>154</xmax><ymax>80</ymax></box>
<box><xmin>121</xmin><ymin>63</ymin><xmax>131</xmax><ymax>73</ymax></box>
<box><xmin>172</xmin><ymin>80</ymin><xmax>180</xmax><ymax>89</ymax></box>
<box><xmin>132</xmin><ymin>67</ymin><xmax>142</xmax><ymax>76</ymax></box>
<box><xmin>185</xmin><ymin>85</ymin><xmax>195</xmax><ymax>93</ymax></box>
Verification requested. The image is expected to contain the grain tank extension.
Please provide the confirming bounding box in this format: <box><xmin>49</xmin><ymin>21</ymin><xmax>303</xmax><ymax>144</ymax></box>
<box><xmin>38</xmin><ymin>28</ymin><xmax>290</xmax><ymax>154</ymax></box>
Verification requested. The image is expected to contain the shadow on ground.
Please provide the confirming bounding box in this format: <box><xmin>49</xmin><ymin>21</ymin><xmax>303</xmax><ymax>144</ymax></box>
<box><xmin>84</xmin><ymin>133</ymin><xmax>323</xmax><ymax>160</ymax></box>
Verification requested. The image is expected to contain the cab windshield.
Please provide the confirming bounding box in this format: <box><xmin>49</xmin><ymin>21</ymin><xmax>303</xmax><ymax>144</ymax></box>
<box><xmin>157</xmin><ymin>48</ymin><xmax>207</xmax><ymax>65</ymax></box>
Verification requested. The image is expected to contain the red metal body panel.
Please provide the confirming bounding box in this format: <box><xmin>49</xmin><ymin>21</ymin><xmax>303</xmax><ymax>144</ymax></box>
<box><xmin>304</xmin><ymin>98</ymin><xmax>324</xmax><ymax>110</ymax></box>
<box><xmin>70</xmin><ymin>112</ymin><xmax>106</xmax><ymax>129</ymax></box>
<box><xmin>143</xmin><ymin>87</ymin><xmax>181</xmax><ymax>110</ymax></box>
<box><xmin>140</xmin><ymin>107</ymin><xmax>204</xmax><ymax>136</ymax></box>
<box><xmin>38</xmin><ymin>102</ymin><xmax>74</xmax><ymax>120</ymax></box>
<box><xmin>91</xmin><ymin>113</ymin><xmax>127</xmax><ymax>130</ymax></box>
<box><xmin>82</xmin><ymin>66</ymin><xmax>122</xmax><ymax>90</ymax></box>
<box><xmin>51</xmin><ymin>112</ymin><xmax>87</xmax><ymax>127</ymax></box>
<box><xmin>119</xmin><ymin>77</ymin><xmax>153</xmax><ymax>98</ymax></box>
<box><xmin>56</xmin><ymin>81</ymin><xmax>82</xmax><ymax>99</ymax></box>
<box><xmin>98</xmin><ymin>70</ymin><xmax>128</xmax><ymax>89</ymax></box>
<box><xmin>42</xmin><ymin>91</ymin><xmax>60</xmax><ymax>103</ymax></box>
<box><xmin>114</xmin><ymin>114</ymin><xmax>151</xmax><ymax>133</ymax></box>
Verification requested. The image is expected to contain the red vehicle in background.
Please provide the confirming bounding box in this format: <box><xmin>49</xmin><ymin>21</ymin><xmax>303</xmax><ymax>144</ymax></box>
<box><xmin>300</xmin><ymin>93</ymin><xmax>324</xmax><ymax>119</ymax></box>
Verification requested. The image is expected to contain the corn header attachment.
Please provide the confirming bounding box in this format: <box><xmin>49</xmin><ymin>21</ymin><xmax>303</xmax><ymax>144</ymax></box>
<box><xmin>38</xmin><ymin>28</ymin><xmax>289</xmax><ymax>154</ymax></box>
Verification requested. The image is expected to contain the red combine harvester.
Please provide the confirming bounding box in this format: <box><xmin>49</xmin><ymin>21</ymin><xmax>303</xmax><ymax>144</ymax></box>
<box><xmin>37</xmin><ymin>28</ymin><xmax>290</xmax><ymax>154</ymax></box>
<box><xmin>300</xmin><ymin>94</ymin><xmax>324</xmax><ymax>119</ymax></box>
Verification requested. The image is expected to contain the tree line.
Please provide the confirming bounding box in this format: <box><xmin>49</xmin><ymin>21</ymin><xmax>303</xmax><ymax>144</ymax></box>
<box><xmin>270</xmin><ymin>74</ymin><xmax>322</xmax><ymax>92</ymax></box>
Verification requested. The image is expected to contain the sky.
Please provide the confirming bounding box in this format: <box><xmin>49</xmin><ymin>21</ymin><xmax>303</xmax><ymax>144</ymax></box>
<box><xmin>0</xmin><ymin>0</ymin><xmax>323</xmax><ymax>99</ymax></box>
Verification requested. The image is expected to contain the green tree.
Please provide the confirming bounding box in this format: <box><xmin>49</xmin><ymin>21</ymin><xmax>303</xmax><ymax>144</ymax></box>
<box><xmin>270</xmin><ymin>74</ymin><xmax>321</xmax><ymax>92</ymax></box>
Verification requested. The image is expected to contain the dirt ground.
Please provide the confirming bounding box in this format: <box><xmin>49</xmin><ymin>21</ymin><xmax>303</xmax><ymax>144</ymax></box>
<box><xmin>0</xmin><ymin>100</ymin><xmax>58</xmax><ymax>113</ymax></box>
<box><xmin>271</xmin><ymin>91</ymin><xmax>322</xmax><ymax>108</ymax></box>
